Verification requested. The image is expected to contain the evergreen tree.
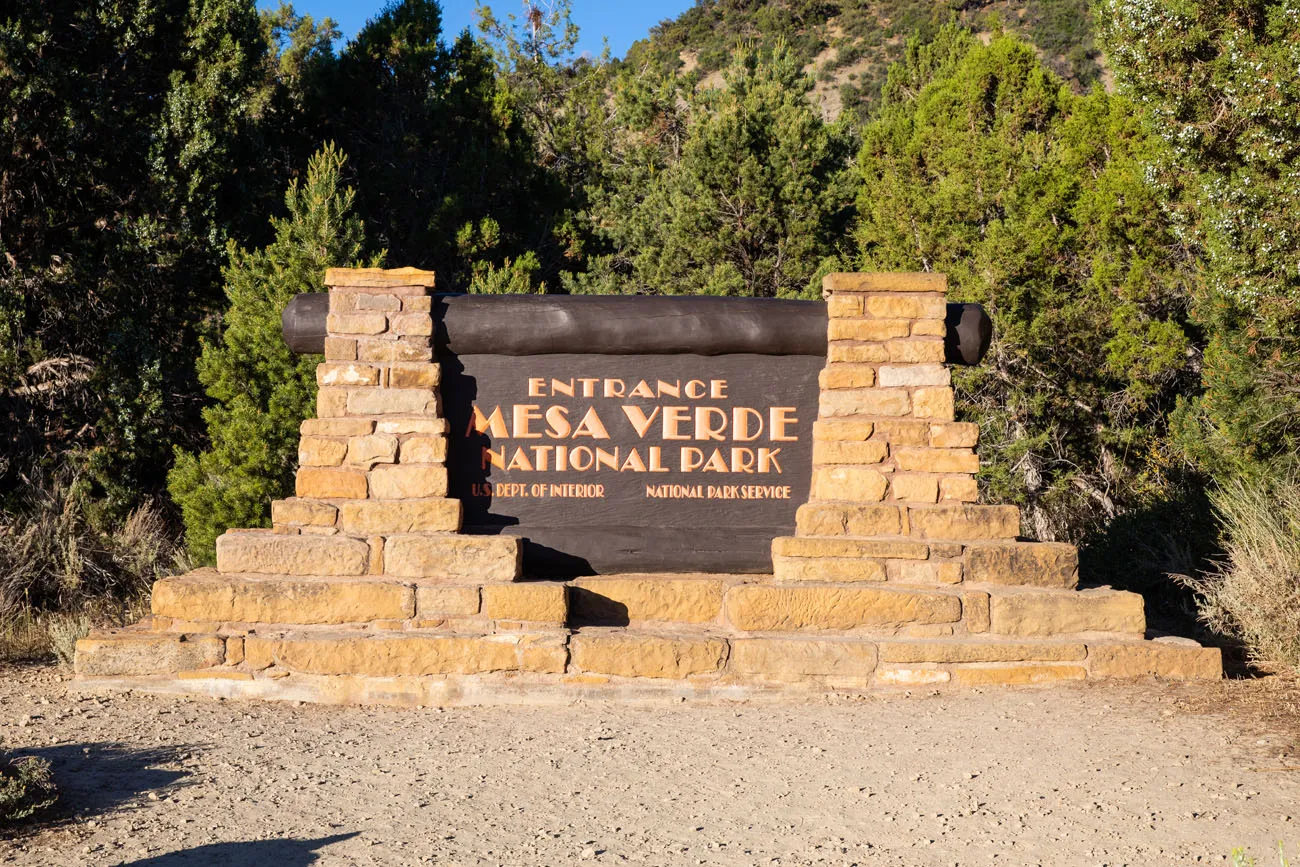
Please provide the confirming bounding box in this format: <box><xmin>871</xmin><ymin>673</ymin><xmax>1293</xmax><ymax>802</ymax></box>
<box><xmin>320</xmin><ymin>0</ymin><xmax>551</xmax><ymax>292</ymax></box>
<box><xmin>0</xmin><ymin>0</ymin><xmax>330</xmax><ymax>512</ymax></box>
<box><xmin>168</xmin><ymin>146</ymin><xmax>378</xmax><ymax>562</ymax></box>
<box><xmin>853</xmin><ymin>26</ymin><xmax>1198</xmax><ymax>543</ymax></box>
<box><xmin>1100</xmin><ymin>0</ymin><xmax>1300</xmax><ymax>480</ymax></box>
<box><xmin>476</xmin><ymin>0</ymin><xmax>614</xmax><ymax>286</ymax></box>
<box><xmin>576</xmin><ymin>41</ymin><xmax>855</xmax><ymax>298</ymax></box>
<box><xmin>0</xmin><ymin>0</ymin><xmax>237</xmax><ymax>508</ymax></box>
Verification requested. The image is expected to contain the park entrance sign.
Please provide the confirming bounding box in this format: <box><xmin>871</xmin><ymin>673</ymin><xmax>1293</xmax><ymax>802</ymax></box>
<box><xmin>74</xmin><ymin>268</ymin><xmax>1222</xmax><ymax>705</ymax></box>
<box><xmin>440</xmin><ymin>295</ymin><xmax>824</xmax><ymax>574</ymax></box>
<box><xmin>281</xmin><ymin>292</ymin><xmax>988</xmax><ymax>574</ymax></box>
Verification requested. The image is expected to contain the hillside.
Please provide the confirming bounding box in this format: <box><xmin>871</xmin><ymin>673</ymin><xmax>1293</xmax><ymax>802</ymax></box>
<box><xmin>622</xmin><ymin>0</ymin><xmax>1100</xmax><ymax>119</ymax></box>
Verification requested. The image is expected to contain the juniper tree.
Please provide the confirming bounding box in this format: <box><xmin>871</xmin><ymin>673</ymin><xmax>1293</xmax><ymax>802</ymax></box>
<box><xmin>576</xmin><ymin>41</ymin><xmax>855</xmax><ymax>298</ymax></box>
<box><xmin>168</xmin><ymin>146</ymin><xmax>379</xmax><ymax>562</ymax></box>
<box><xmin>1100</xmin><ymin>0</ymin><xmax>1300</xmax><ymax>480</ymax></box>
<box><xmin>853</xmin><ymin>26</ymin><xmax>1198</xmax><ymax>544</ymax></box>
<box><xmin>0</xmin><ymin>0</ymin><xmax>276</xmax><ymax>511</ymax></box>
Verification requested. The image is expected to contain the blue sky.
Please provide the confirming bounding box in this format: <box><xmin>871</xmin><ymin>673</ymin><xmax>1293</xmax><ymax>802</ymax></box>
<box><xmin>261</xmin><ymin>0</ymin><xmax>696</xmax><ymax>59</ymax></box>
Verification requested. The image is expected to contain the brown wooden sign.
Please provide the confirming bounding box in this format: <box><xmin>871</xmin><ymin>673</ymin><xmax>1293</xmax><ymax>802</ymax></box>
<box><xmin>442</xmin><ymin>352</ymin><xmax>820</xmax><ymax>574</ymax></box>
<box><xmin>434</xmin><ymin>295</ymin><xmax>826</xmax><ymax>574</ymax></box>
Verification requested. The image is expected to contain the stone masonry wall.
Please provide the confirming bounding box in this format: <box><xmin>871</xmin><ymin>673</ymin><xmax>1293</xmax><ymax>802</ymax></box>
<box><xmin>247</xmin><ymin>266</ymin><xmax>521</xmax><ymax>582</ymax></box>
<box><xmin>816</xmin><ymin>271</ymin><xmax>979</xmax><ymax>506</ymax></box>
<box><xmin>74</xmin><ymin>268</ymin><xmax>1223</xmax><ymax>700</ymax></box>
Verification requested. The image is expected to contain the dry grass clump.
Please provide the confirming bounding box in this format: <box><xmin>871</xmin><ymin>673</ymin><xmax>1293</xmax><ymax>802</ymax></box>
<box><xmin>1188</xmin><ymin>478</ymin><xmax>1300</xmax><ymax>675</ymax></box>
<box><xmin>0</xmin><ymin>756</ymin><xmax>57</xmax><ymax>825</ymax></box>
<box><xmin>0</xmin><ymin>470</ymin><xmax>181</xmax><ymax>662</ymax></box>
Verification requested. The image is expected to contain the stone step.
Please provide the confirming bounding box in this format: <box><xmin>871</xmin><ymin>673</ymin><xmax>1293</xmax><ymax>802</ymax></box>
<box><xmin>772</xmin><ymin>535</ymin><xmax>957</xmax><ymax>585</ymax></box>
<box><xmin>564</xmin><ymin>580</ymin><xmax>1142</xmax><ymax>639</ymax></box>
<box><xmin>569</xmin><ymin>628</ymin><xmax>734</xmax><ymax>680</ymax></box>
<box><xmin>239</xmin><ymin>630</ymin><xmax>568</xmax><ymax>677</ymax></box>
<box><xmin>772</xmin><ymin>554</ymin><xmax>963</xmax><ymax>584</ymax></box>
<box><xmin>568</xmin><ymin>629</ymin><xmax>882</xmax><ymax>684</ymax></box>
<box><xmin>962</xmin><ymin>541</ymin><xmax>1077</xmax><ymax>589</ymax></box>
<box><xmin>213</xmin><ymin>531</ymin><xmax>521</xmax><ymax>582</ymax></box>
<box><xmin>216</xmin><ymin>530</ymin><xmax>373</xmax><ymax>576</ymax></box>
<box><xmin>155</xmin><ymin>569</ymin><xmax>411</xmax><ymax>624</ymax></box>
<box><xmin>569</xmin><ymin>575</ymin><xmax>982</xmax><ymax>633</ymax></box>
<box><xmin>74</xmin><ymin>629</ymin><xmax>225</xmax><ymax>678</ymax></box>
<box><xmin>986</xmin><ymin>586</ymin><xmax>1145</xmax><ymax>637</ymax></box>
<box><xmin>383</xmin><ymin>533</ymin><xmax>521</xmax><ymax>582</ymax></box>
<box><xmin>74</xmin><ymin>628</ymin><xmax>1219</xmax><ymax>696</ymax></box>
<box><xmin>568</xmin><ymin>574</ymin><xmax>743</xmax><ymax>627</ymax></box>
<box><xmin>566</xmin><ymin>630</ymin><xmax>1221</xmax><ymax>686</ymax></box>
<box><xmin>150</xmin><ymin>570</ymin><xmax>566</xmax><ymax>630</ymax></box>
<box><xmin>796</xmin><ymin>503</ymin><xmax>1021</xmax><ymax>540</ymax></box>
<box><xmin>771</xmin><ymin>536</ymin><xmax>1078</xmax><ymax>589</ymax></box>
<box><xmin>156</xmin><ymin>565</ymin><xmax>1137</xmax><ymax>640</ymax></box>
<box><xmin>271</xmin><ymin>497</ymin><xmax>463</xmax><ymax>534</ymax></box>
<box><xmin>560</xmin><ymin>575</ymin><xmax>1140</xmax><ymax>640</ymax></box>
<box><xmin>721</xmin><ymin>583</ymin><xmax>970</xmax><ymax>633</ymax></box>
<box><xmin>874</xmin><ymin>636</ymin><xmax>1220</xmax><ymax>687</ymax></box>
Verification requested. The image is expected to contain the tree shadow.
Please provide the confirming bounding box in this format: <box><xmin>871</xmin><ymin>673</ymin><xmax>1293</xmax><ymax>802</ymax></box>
<box><xmin>26</xmin><ymin>741</ymin><xmax>195</xmax><ymax>823</ymax></box>
<box><xmin>120</xmin><ymin>833</ymin><xmax>359</xmax><ymax>866</ymax></box>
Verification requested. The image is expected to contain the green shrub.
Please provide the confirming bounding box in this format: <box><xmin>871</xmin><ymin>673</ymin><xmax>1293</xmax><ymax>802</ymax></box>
<box><xmin>168</xmin><ymin>144</ymin><xmax>378</xmax><ymax>564</ymax></box>
<box><xmin>1101</xmin><ymin>0</ymin><xmax>1300</xmax><ymax>482</ymax></box>
<box><xmin>45</xmin><ymin>612</ymin><xmax>91</xmax><ymax>666</ymax></box>
<box><xmin>852</xmin><ymin>26</ymin><xmax>1197</xmax><ymax>552</ymax></box>
<box><xmin>0</xmin><ymin>757</ymin><xmax>57</xmax><ymax>825</ymax></box>
<box><xmin>1190</xmin><ymin>479</ymin><xmax>1300</xmax><ymax>674</ymax></box>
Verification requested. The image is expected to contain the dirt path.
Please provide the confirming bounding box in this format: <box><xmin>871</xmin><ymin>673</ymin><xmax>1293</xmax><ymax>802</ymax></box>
<box><xmin>1</xmin><ymin>665</ymin><xmax>1297</xmax><ymax>866</ymax></box>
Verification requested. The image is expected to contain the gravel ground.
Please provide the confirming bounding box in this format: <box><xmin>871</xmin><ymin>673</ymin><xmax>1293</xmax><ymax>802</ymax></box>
<box><xmin>1</xmin><ymin>664</ymin><xmax>1298</xmax><ymax>866</ymax></box>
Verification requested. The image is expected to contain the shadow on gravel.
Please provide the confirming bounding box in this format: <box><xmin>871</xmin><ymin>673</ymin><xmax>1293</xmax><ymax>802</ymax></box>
<box><xmin>28</xmin><ymin>742</ymin><xmax>195</xmax><ymax>822</ymax></box>
<box><xmin>121</xmin><ymin>833</ymin><xmax>359</xmax><ymax>865</ymax></box>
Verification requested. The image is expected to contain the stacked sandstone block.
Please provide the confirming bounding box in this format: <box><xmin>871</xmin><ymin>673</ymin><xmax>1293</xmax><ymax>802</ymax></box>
<box><xmin>560</xmin><ymin>572</ymin><xmax>1219</xmax><ymax>688</ymax></box>
<box><xmin>816</xmin><ymin>272</ymin><xmax>977</xmax><ymax>506</ymax></box>
<box><xmin>546</xmin><ymin>273</ymin><xmax>1219</xmax><ymax>690</ymax></box>
<box><xmin>733</xmin><ymin>272</ymin><xmax>1223</xmax><ymax>687</ymax></box>
<box><xmin>232</xmin><ymin>266</ymin><xmax>519</xmax><ymax>582</ymax></box>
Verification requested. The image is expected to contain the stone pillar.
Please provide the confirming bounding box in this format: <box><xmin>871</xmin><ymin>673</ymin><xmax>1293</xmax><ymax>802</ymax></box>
<box><xmin>772</xmin><ymin>272</ymin><xmax>1024</xmax><ymax>588</ymax></box>
<box><xmin>816</xmin><ymin>272</ymin><xmax>980</xmax><ymax>507</ymax></box>
<box><xmin>218</xmin><ymin>266</ymin><xmax>521</xmax><ymax>582</ymax></box>
<box><xmin>277</xmin><ymin>267</ymin><xmax>459</xmax><ymax>536</ymax></box>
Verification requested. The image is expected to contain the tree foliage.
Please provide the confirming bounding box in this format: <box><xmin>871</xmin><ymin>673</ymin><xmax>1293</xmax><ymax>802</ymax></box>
<box><xmin>624</xmin><ymin>0</ymin><xmax>1102</xmax><ymax>117</ymax></box>
<box><xmin>1100</xmin><ymin>0</ymin><xmax>1300</xmax><ymax>480</ymax></box>
<box><xmin>0</xmin><ymin>0</ymin><xmax>564</xmax><ymax>564</ymax></box>
<box><xmin>12</xmin><ymin>0</ymin><xmax>1300</xmax><ymax>667</ymax></box>
<box><xmin>575</xmin><ymin>41</ymin><xmax>856</xmax><ymax>298</ymax></box>
<box><xmin>853</xmin><ymin>26</ymin><xmax>1199</xmax><ymax>542</ymax></box>
<box><xmin>168</xmin><ymin>146</ymin><xmax>376</xmax><ymax>562</ymax></box>
<box><xmin>0</xmin><ymin>0</ymin><xmax>271</xmax><ymax>512</ymax></box>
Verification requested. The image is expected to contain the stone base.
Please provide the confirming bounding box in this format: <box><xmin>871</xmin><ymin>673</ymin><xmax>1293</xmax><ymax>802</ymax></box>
<box><xmin>75</xmin><ymin>571</ymin><xmax>1222</xmax><ymax>707</ymax></box>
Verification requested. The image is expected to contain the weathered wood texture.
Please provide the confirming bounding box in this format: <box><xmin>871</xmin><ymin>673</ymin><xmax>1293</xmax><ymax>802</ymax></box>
<box><xmin>282</xmin><ymin>293</ymin><xmax>991</xmax><ymax>364</ymax></box>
